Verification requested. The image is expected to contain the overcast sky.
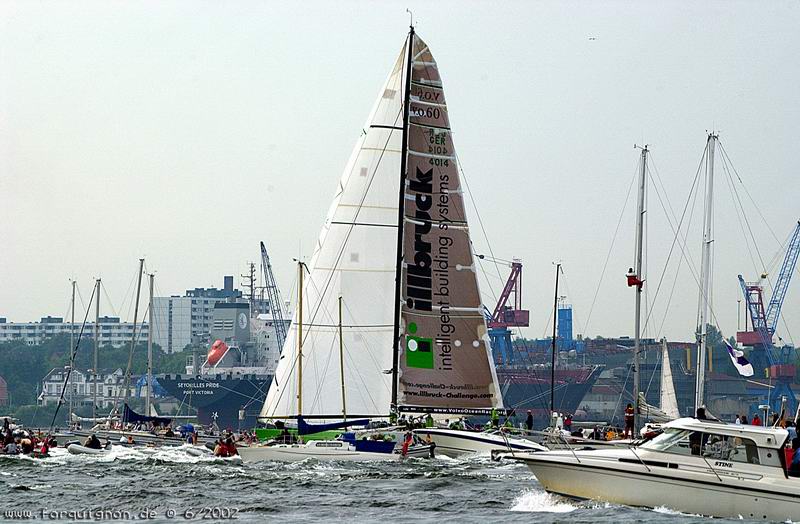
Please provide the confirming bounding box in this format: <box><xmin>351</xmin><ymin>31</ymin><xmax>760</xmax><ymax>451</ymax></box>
<box><xmin>2</xmin><ymin>1</ymin><xmax>799</xmax><ymax>345</ymax></box>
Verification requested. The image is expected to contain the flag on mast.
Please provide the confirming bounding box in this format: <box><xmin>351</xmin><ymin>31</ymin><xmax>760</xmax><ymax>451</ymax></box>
<box><xmin>724</xmin><ymin>340</ymin><xmax>754</xmax><ymax>377</ymax></box>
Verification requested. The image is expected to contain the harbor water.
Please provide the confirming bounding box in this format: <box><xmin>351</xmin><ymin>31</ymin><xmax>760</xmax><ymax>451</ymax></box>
<box><xmin>0</xmin><ymin>447</ymin><xmax>754</xmax><ymax>523</ymax></box>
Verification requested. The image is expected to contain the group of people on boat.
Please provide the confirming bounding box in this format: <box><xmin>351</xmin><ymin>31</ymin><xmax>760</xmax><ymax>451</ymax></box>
<box><xmin>2</xmin><ymin>419</ymin><xmax>56</xmax><ymax>457</ymax></box>
<box><xmin>212</xmin><ymin>437</ymin><xmax>239</xmax><ymax>457</ymax></box>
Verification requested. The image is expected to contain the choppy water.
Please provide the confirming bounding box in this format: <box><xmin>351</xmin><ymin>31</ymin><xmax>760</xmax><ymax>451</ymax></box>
<box><xmin>0</xmin><ymin>446</ymin><xmax>767</xmax><ymax>523</ymax></box>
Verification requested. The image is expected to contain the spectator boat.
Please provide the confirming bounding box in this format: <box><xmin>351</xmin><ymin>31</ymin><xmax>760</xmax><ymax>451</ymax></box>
<box><xmin>500</xmin><ymin>417</ymin><xmax>800</xmax><ymax>520</ymax></box>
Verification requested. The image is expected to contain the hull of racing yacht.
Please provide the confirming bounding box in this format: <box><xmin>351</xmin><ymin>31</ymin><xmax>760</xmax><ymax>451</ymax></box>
<box><xmin>413</xmin><ymin>428</ymin><xmax>546</xmax><ymax>458</ymax></box>
<box><xmin>517</xmin><ymin>451</ymin><xmax>799</xmax><ymax>521</ymax></box>
<box><xmin>237</xmin><ymin>439</ymin><xmax>431</xmax><ymax>463</ymax></box>
<box><xmin>237</xmin><ymin>443</ymin><xmax>401</xmax><ymax>463</ymax></box>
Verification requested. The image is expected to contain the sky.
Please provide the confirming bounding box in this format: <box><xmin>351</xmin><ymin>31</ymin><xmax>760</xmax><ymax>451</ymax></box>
<box><xmin>2</xmin><ymin>1</ymin><xmax>799</xmax><ymax>345</ymax></box>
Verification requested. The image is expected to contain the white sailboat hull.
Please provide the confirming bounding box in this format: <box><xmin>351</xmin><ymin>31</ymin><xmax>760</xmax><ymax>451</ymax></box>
<box><xmin>237</xmin><ymin>442</ymin><xmax>406</xmax><ymax>463</ymax></box>
<box><xmin>413</xmin><ymin>428</ymin><xmax>547</xmax><ymax>458</ymax></box>
<box><xmin>515</xmin><ymin>450</ymin><xmax>799</xmax><ymax>521</ymax></box>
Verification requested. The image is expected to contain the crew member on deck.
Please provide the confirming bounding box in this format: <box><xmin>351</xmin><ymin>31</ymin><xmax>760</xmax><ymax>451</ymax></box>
<box><xmin>525</xmin><ymin>410</ymin><xmax>533</xmax><ymax>432</ymax></box>
<box><xmin>623</xmin><ymin>403</ymin><xmax>635</xmax><ymax>439</ymax></box>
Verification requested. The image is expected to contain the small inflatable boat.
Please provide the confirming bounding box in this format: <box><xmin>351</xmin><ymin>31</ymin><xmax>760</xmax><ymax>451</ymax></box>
<box><xmin>67</xmin><ymin>443</ymin><xmax>111</xmax><ymax>455</ymax></box>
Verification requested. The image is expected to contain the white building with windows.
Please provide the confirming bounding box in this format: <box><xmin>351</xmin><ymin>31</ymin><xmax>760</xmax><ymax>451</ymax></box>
<box><xmin>38</xmin><ymin>368</ymin><xmax>137</xmax><ymax>408</ymax></box>
<box><xmin>0</xmin><ymin>316</ymin><xmax>148</xmax><ymax>347</ymax></box>
<box><xmin>1</xmin><ymin>276</ymin><xmax>247</xmax><ymax>354</ymax></box>
<box><xmin>151</xmin><ymin>276</ymin><xmax>243</xmax><ymax>353</ymax></box>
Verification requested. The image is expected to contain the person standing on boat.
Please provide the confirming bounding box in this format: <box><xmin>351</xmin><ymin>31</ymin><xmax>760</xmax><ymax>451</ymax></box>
<box><xmin>424</xmin><ymin>435</ymin><xmax>435</xmax><ymax>458</ymax></box>
<box><xmin>752</xmin><ymin>413</ymin><xmax>762</xmax><ymax>427</ymax></box>
<box><xmin>564</xmin><ymin>413</ymin><xmax>573</xmax><ymax>433</ymax></box>
<box><xmin>734</xmin><ymin>414</ymin><xmax>742</xmax><ymax>425</ymax></box>
<box><xmin>525</xmin><ymin>410</ymin><xmax>534</xmax><ymax>432</ymax></box>
<box><xmin>401</xmin><ymin>431</ymin><xmax>413</xmax><ymax>457</ymax></box>
<box><xmin>425</xmin><ymin>413</ymin><xmax>434</xmax><ymax>428</ymax></box>
<box><xmin>623</xmin><ymin>404</ymin><xmax>635</xmax><ymax>439</ymax></box>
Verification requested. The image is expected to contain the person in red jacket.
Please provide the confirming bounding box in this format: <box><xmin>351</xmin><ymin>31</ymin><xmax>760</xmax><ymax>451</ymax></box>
<box><xmin>623</xmin><ymin>404</ymin><xmax>635</xmax><ymax>439</ymax></box>
<box><xmin>752</xmin><ymin>414</ymin><xmax>762</xmax><ymax>427</ymax></box>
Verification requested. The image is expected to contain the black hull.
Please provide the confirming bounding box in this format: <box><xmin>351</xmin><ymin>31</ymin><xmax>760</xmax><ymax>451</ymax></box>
<box><xmin>497</xmin><ymin>366</ymin><xmax>603</xmax><ymax>426</ymax></box>
<box><xmin>156</xmin><ymin>373</ymin><xmax>271</xmax><ymax>430</ymax></box>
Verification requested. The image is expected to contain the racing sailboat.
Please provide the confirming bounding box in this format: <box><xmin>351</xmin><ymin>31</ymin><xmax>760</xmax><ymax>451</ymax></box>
<box><xmin>239</xmin><ymin>26</ymin><xmax>543</xmax><ymax>462</ymax></box>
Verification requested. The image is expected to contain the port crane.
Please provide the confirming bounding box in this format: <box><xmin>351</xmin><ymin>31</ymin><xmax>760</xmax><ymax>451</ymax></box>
<box><xmin>260</xmin><ymin>241</ymin><xmax>288</xmax><ymax>350</ymax></box>
<box><xmin>485</xmin><ymin>259</ymin><xmax>529</xmax><ymax>365</ymax></box>
<box><xmin>737</xmin><ymin>220</ymin><xmax>800</xmax><ymax>414</ymax></box>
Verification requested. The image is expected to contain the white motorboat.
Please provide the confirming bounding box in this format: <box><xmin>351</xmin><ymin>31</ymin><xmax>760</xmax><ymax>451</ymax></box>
<box><xmin>237</xmin><ymin>439</ymin><xmax>428</xmax><ymax>463</ymax></box>
<box><xmin>502</xmin><ymin>417</ymin><xmax>800</xmax><ymax>520</ymax></box>
<box><xmin>413</xmin><ymin>427</ymin><xmax>547</xmax><ymax>458</ymax></box>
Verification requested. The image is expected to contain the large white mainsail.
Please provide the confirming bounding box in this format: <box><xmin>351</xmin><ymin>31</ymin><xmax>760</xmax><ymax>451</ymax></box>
<box><xmin>397</xmin><ymin>34</ymin><xmax>503</xmax><ymax>414</ymax></box>
<box><xmin>260</xmin><ymin>42</ymin><xmax>407</xmax><ymax>420</ymax></box>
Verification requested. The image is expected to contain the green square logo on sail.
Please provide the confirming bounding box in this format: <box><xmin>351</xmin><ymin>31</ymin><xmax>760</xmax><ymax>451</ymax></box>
<box><xmin>406</xmin><ymin>336</ymin><xmax>433</xmax><ymax>369</ymax></box>
<box><xmin>406</xmin><ymin>323</ymin><xmax>433</xmax><ymax>369</ymax></box>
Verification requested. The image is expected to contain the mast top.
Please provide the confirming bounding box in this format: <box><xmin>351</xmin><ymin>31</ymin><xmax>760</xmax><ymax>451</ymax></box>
<box><xmin>406</xmin><ymin>9</ymin><xmax>415</xmax><ymax>33</ymax></box>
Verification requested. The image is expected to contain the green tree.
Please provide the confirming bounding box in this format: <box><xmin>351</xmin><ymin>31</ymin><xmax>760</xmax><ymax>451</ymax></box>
<box><xmin>0</xmin><ymin>334</ymin><xmax>187</xmax><ymax>411</ymax></box>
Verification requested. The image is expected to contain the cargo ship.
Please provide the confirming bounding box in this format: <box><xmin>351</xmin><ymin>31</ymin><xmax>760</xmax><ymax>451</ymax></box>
<box><xmin>157</xmin><ymin>301</ymin><xmax>285</xmax><ymax>430</ymax></box>
<box><xmin>497</xmin><ymin>364</ymin><xmax>603</xmax><ymax>425</ymax></box>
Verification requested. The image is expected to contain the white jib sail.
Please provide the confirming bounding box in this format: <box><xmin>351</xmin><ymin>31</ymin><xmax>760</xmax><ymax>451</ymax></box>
<box><xmin>260</xmin><ymin>42</ymin><xmax>407</xmax><ymax>421</ymax></box>
<box><xmin>660</xmin><ymin>339</ymin><xmax>680</xmax><ymax>419</ymax></box>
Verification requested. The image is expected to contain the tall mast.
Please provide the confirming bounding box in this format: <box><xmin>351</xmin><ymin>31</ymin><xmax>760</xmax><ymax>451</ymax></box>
<box><xmin>550</xmin><ymin>263</ymin><xmax>561</xmax><ymax>414</ymax></box>
<box><xmin>695</xmin><ymin>133</ymin><xmax>717</xmax><ymax>411</ymax></box>
<box><xmin>297</xmin><ymin>261</ymin><xmax>304</xmax><ymax>416</ymax></box>
<box><xmin>93</xmin><ymin>278</ymin><xmax>100</xmax><ymax>421</ymax></box>
<box><xmin>122</xmin><ymin>259</ymin><xmax>145</xmax><ymax>407</ymax></box>
<box><xmin>633</xmin><ymin>145</ymin><xmax>648</xmax><ymax>432</ymax></box>
<box><xmin>338</xmin><ymin>296</ymin><xmax>347</xmax><ymax>422</ymax></box>
<box><xmin>390</xmin><ymin>25</ymin><xmax>415</xmax><ymax>411</ymax></box>
<box><xmin>69</xmin><ymin>280</ymin><xmax>76</xmax><ymax>420</ymax></box>
<box><xmin>146</xmin><ymin>272</ymin><xmax>154</xmax><ymax>416</ymax></box>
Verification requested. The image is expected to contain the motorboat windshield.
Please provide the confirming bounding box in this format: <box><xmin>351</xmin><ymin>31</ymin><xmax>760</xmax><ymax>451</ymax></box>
<box><xmin>640</xmin><ymin>426</ymin><xmax>779</xmax><ymax>466</ymax></box>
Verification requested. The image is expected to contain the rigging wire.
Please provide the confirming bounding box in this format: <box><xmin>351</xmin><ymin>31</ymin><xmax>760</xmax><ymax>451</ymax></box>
<box><xmin>641</xmin><ymin>143</ymin><xmax>707</xmax><ymax>337</ymax></box>
<box><xmin>718</xmin><ymin>142</ymin><xmax>782</xmax><ymax>246</ymax></box>
<box><xmin>583</xmin><ymin>161</ymin><xmax>639</xmax><ymax>335</ymax></box>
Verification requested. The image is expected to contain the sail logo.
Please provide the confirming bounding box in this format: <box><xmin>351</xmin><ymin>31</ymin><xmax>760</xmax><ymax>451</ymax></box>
<box><xmin>406</xmin><ymin>322</ymin><xmax>433</xmax><ymax>369</ymax></box>
<box><xmin>406</xmin><ymin>166</ymin><xmax>434</xmax><ymax>312</ymax></box>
